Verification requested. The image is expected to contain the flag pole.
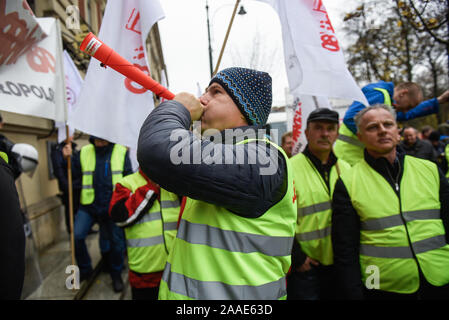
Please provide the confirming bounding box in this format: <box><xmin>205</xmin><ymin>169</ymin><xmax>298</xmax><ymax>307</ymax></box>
<box><xmin>56</xmin><ymin>19</ymin><xmax>76</xmax><ymax>269</ymax></box>
<box><xmin>212</xmin><ymin>0</ymin><xmax>240</xmax><ymax>76</ymax></box>
<box><xmin>65</xmin><ymin>126</ymin><xmax>75</xmax><ymax>267</ymax></box>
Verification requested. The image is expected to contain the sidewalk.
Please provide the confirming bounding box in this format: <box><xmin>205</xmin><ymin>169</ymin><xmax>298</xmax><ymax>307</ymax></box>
<box><xmin>24</xmin><ymin>231</ymin><xmax>131</xmax><ymax>300</ymax></box>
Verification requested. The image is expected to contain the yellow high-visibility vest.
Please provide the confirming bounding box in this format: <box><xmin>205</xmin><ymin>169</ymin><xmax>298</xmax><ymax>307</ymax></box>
<box><xmin>340</xmin><ymin>155</ymin><xmax>449</xmax><ymax>293</ymax></box>
<box><xmin>118</xmin><ymin>171</ymin><xmax>180</xmax><ymax>274</ymax></box>
<box><xmin>80</xmin><ymin>143</ymin><xmax>127</xmax><ymax>205</ymax></box>
<box><xmin>158</xmin><ymin>139</ymin><xmax>297</xmax><ymax>300</ymax></box>
<box><xmin>290</xmin><ymin>153</ymin><xmax>350</xmax><ymax>265</ymax></box>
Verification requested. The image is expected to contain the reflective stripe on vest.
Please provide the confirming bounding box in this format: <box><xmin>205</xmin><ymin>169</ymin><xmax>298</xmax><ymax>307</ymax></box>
<box><xmin>118</xmin><ymin>171</ymin><xmax>180</xmax><ymax>274</ymax></box>
<box><xmin>291</xmin><ymin>153</ymin><xmax>350</xmax><ymax>265</ymax></box>
<box><xmin>159</xmin><ymin>139</ymin><xmax>297</xmax><ymax>300</ymax></box>
<box><xmin>80</xmin><ymin>144</ymin><xmax>127</xmax><ymax>205</ymax></box>
<box><xmin>340</xmin><ymin>156</ymin><xmax>449</xmax><ymax>294</ymax></box>
<box><xmin>0</xmin><ymin>151</ymin><xmax>8</xmax><ymax>163</ymax></box>
<box><xmin>160</xmin><ymin>189</ymin><xmax>181</xmax><ymax>251</ymax></box>
<box><xmin>334</xmin><ymin>87</ymin><xmax>393</xmax><ymax>166</ymax></box>
<box><xmin>373</xmin><ymin>87</ymin><xmax>392</xmax><ymax>106</ymax></box>
<box><xmin>177</xmin><ymin>219</ymin><xmax>293</xmax><ymax>257</ymax></box>
<box><xmin>162</xmin><ymin>262</ymin><xmax>287</xmax><ymax>300</ymax></box>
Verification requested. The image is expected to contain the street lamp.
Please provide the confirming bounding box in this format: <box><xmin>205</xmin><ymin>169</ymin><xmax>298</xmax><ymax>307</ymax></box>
<box><xmin>206</xmin><ymin>0</ymin><xmax>247</xmax><ymax>77</ymax></box>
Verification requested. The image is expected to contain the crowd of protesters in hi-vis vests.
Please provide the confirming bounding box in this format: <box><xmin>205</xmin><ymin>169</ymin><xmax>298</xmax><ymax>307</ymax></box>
<box><xmin>3</xmin><ymin>0</ymin><xmax>449</xmax><ymax>303</ymax></box>
<box><xmin>2</xmin><ymin>66</ymin><xmax>449</xmax><ymax>300</ymax></box>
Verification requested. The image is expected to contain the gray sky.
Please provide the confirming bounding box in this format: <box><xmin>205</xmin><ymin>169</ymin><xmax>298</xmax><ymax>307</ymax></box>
<box><xmin>157</xmin><ymin>0</ymin><xmax>359</xmax><ymax>106</ymax></box>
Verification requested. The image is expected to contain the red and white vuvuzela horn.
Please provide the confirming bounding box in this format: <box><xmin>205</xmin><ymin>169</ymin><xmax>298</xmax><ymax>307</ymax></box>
<box><xmin>80</xmin><ymin>32</ymin><xmax>175</xmax><ymax>100</ymax></box>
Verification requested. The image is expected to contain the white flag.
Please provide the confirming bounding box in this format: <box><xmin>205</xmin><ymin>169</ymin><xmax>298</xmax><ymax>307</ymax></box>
<box><xmin>196</xmin><ymin>82</ymin><xmax>203</xmax><ymax>98</ymax></box>
<box><xmin>159</xmin><ymin>69</ymin><xmax>168</xmax><ymax>103</ymax></box>
<box><xmin>256</xmin><ymin>0</ymin><xmax>367</xmax><ymax>105</ymax></box>
<box><xmin>291</xmin><ymin>90</ymin><xmax>331</xmax><ymax>156</ymax></box>
<box><xmin>0</xmin><ymin>17</ymin><xmax>65</xmax><ymax>123</ymax></box>
<box><xmin>0</xmin><ymin>0</ymin><xmax>47</xmax><ymax>66</ymax></box>
<box><xmin>69</xmin><ymin>0</ymin><xmax>165</xmax><ymax>149</ymax></box>
<box><xmin>56</xmin><ymin>50</ymin><xmax>83</xmax><ymax>143</ymax></box>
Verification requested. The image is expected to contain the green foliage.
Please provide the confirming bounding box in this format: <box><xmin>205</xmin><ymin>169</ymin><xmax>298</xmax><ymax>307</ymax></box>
<box><xmin>342</xmin><ymin>0</ymin><xmax>449</xmax><ymax>126</ymax></box>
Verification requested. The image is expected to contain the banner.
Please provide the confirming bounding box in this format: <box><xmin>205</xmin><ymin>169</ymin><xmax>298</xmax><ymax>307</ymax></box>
<box><xmin>0</xmin><ymin>17</ymin><xmax>66</xmax><ymax>123</ymax></box>
<box><xmin>256</xmin><ymin>0</ymin><xmax>367</xmax><ymax>104</ymax></box>
<box><xmin>291</xmin><ymin>90</ymin><xmax>330</xmax><ymax>155</ymax></box>
<box><xmin>56</xmin><ymin>50</ymin><xmax>83</xmax><ymax>143</ymax></box>
<box><xmin>0</xmin><ymin>0</ymin><xmax>47</xmax><ymax>67</ymax></box>
<box><xmin>69</xmin><ymin>0</ymin><xmax>165</xmax><ymax>149</ymax></box>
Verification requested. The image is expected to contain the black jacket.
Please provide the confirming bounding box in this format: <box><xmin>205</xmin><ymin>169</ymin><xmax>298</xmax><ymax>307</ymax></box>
<box><xmin>137</xmin><ymin>100</ymin><xmax>288</xmax><ymax>219</ymax></box>
<box><xmin>331</xmin><ymin>148</ymin><xmax>449</xmax><ymax>299</ymax></box>
<box><xmin>50</xmin><ymin>141</ymin><xmax>82</xmax><ymax>198</ymax></box>
<box><xmin>399</xmin><ymin>138</ymin><xmax>437</xmax><ymax>163</ymax></box>
<box><xmin>0</xmin><ymin>157</ymin><xmax>25</xmax><ymax>299</ymax></box>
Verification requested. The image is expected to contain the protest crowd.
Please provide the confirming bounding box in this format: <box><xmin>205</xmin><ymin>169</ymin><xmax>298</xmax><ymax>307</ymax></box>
<box><xmin>1</xmin><ymin>0</ymin><xmax>449</xmax><ymax>302</ymax></box>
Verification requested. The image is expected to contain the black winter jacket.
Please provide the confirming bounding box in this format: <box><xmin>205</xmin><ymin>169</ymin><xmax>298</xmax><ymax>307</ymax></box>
<box><xmin>137</xmin><ymin>100</ymin><xmax>288</xmax><ymax>219</ymax></box>
<box><xmin>0</xmin><ymin>157</ymin><xmax>25</xmax><ymax>299</ymax></box>
<box><xmin>50</xmin><ymin>141</ymin><xmax>82</xmax><ymax>197</ymax></box>
<box><xmin>331</xmin><ymin>148</ymin><xmax>449</xmax><ymax>299</ymax></box>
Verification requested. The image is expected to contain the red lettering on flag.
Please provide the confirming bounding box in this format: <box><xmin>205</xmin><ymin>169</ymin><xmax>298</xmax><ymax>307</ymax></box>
<box><xmin>312</xmin><ymin>0</ymin><xmax>327</xmax><ymax>14</ymax></box>
<box><xmin>0</xmin><ymin>0</ymin><xmax>44</xmax><ymax>66</ymax></box>
<box><xmin>26</xmin><ymin>46</ymin><xmax>55</xmax><ymax>73</ymax></box>
<box><xmin>125</xmin><ymin>8</ymin><xmax>141</xmax><ymax>35</ymax></box>
<box><xmin>292</xmin><ymin>102</ymin><xmax>302</xmax><ymax>143</ymax></box>
<box><xmin>312</xmin><ymin>0</ymin><xmax>340</xmax><ymax>52</ymax></box>
<box><xmin>124</xmin><ymin>63</ymin><xmax>150</xmax><ymax>94</ymax></box>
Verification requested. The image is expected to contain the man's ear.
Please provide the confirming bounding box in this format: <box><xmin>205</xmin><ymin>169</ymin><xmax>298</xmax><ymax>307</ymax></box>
<box><xmin>397</xmin><ymin>88</ymin><xmax>409</xmax><ymax>98</ymax></box>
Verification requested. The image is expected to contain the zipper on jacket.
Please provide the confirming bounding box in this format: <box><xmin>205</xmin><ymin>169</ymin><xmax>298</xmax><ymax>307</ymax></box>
<box><xmin>386</xmin><ymin>160</ymin><xmax>422</xmax><ymax>274</ymax></box>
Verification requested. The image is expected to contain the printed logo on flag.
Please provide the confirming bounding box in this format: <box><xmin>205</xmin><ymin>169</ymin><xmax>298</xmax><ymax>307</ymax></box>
<box><xmin>124</xmin><ymin>8</ymin><xmax>150</xmax><ymax>94</ymax></box>
<box><xmin>312</xmin><ymin>0</ymin><xmax>340</xmax><ymax>52</ymax></box>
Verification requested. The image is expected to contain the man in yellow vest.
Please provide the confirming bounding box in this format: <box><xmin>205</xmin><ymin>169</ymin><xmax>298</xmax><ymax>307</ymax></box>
<box><xmin>138</xmin><ymin>67</ymin><xmax>297</xmax><ymax>300</ymax></box>
<box><xmin>72</xmin><ymin>136</ymin><xmax>133</xmax><ymax>292</ymax></box>
<box><xmin>109</xmin><ymin>169</ymin><xmax>182</xmax><ymax>300</ymax></box>
<box><xmin>332</xmin><ymin>104</ymin><xmax>449</xmax><ymax>299</ymax></box>
<box><xmin>334</xmin><ymin>81</ymin><xmax>449</xmax><ymax>166</ymax></box>
<box><xmin>288</xmin><ymin>108</ymin><xmax>350</xmax><ymax>300</ymax></box>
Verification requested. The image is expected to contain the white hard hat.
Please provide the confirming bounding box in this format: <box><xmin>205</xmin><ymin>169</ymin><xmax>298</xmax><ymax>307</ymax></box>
<box><xmin>11</xmin><ymin>143</ymin><xmax>39</xmax><ymax>174</ymax></box>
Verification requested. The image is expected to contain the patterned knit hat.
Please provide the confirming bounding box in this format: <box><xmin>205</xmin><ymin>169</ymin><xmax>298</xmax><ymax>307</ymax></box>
<box><xmin>209</xmin><ymin>67</ymin><xmax>272</xmax><ymax>125</ymax></box>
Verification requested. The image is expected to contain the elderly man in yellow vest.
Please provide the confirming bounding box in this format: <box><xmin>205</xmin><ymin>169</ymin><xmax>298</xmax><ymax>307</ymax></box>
<box><xmin>332</xmin><ymin>104</ymin><xmax>449</xmax><ymax>299</ymax></box>
<box><xmin>288</xmin><ymin>108</ymin><xmax>350</xmax><ymax>300</ymax></box>
<box><xmin>138</xmin><ymin>67</ymin><xmax>296</xmax><ymax>300</ymax></box>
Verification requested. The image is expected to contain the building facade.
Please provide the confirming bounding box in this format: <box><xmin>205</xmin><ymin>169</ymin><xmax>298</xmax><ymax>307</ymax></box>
<box><xmin>1</xmin><ymin>0</ymin><xmax>168</xmax><ymax>255</ymax></box>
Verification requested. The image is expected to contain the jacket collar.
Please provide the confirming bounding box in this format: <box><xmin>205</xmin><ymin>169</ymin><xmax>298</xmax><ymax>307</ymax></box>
<box><xmin>363</xmin><ymin>146</ymin><xmax>406</xmax><ymax>191</ymax></box>
<box><xmin>204</xmin><ymin>124</ymin><xmax>268</xmax><ymax>145</ymax></box>
<box><xmin>303</xmin><ymin>145</ymin><xmax>337</xmax><ymax>170</ymax></box>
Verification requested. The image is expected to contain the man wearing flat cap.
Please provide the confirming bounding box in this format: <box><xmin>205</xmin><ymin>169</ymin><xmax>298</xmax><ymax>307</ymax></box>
<box><xmin>288</xmin><ymin>108</ymin><xmax>350</xmax><ymax>300</ymax></box>
<box><xmin>137</xmin><ymin>67</ymin><xmax>296</xmax><ymax>300</ymax></box>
